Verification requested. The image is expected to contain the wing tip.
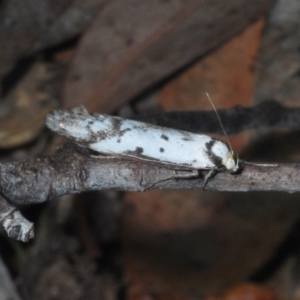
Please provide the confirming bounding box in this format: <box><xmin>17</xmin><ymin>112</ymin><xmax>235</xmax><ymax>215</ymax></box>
<box><xmin>46</xmin><ymin>106</ymin><xmax>90</xmax><ymax>132</ymax></box>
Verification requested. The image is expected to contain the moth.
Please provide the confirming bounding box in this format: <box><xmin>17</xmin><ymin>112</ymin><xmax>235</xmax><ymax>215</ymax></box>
<box><xmin>46</xmin><ymin>102</ymin><xmax>239</xmax><ymax>188</ymax></box>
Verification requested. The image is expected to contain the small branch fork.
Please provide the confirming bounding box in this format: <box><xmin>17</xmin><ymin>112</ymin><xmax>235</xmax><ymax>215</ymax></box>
<box><xmin>1</xmin><ymin>100</ymin><xmax>300</xmax><ymax>241</ymax></box>
<box><xmin>0</xmin><ymin>195</ymin><xmax>34</xmax><ymax>242</ymax></box>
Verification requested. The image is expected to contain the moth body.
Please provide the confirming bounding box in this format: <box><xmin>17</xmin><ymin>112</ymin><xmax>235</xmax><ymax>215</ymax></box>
<box><xmin>46</xmin><ymin>107</ymin><xmax>238</xmax><ymax>173</ymax></box>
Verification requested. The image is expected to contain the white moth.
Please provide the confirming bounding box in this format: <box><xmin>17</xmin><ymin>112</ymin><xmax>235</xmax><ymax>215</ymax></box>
<box><xmin>46</xmin><ymin>105</ymin><xmax>239</xmax><ymax>185</ymax></box>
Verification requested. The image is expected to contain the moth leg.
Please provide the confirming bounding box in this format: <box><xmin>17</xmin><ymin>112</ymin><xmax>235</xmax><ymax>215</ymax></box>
<box><xmin>142</xmin><ymin>170</ymin><xmax>199</xmax><ymax>192</ymax></box>
<box><xmin>202</xmin><ymin>168</ymin><xmax>218</xmax><ymax>190</ymax></box>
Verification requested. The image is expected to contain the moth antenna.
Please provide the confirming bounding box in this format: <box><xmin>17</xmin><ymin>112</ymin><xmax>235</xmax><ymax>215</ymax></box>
<box><xmin>239</xmin><ymin>159</ymin><xmax>277</xmax><ymax>167</ymax></box>
<box><xmin>205</xmin><ymin>92</ymin><xmax>234</xmax><ymax>155</ymax></box>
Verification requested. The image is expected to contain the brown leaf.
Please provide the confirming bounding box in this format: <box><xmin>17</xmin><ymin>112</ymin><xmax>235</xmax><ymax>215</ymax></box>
<box><xmin>0</xmin><ymin>62</ymin><xmax>57</xmax><ymax>148</ymax></box>
<box><xmin>63</xmin><ymin>0</ymin><xmax>273</xmax><ymax>113</ymax></box>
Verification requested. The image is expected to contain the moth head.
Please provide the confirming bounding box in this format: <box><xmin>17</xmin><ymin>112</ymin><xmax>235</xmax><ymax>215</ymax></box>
<box><xmin>204</xmin><ymin>93</ymin><xmax>239</xmax><ymax>173</ymax></box>
<box><xmin>206</xmin><ymin>139</ymin><xmax>238</xmax><ymax>173</ymax></box>
<box><xmin>222</xmin><ymin>151</ymin><xmax>239</xmax><ymax>173</ymax></box>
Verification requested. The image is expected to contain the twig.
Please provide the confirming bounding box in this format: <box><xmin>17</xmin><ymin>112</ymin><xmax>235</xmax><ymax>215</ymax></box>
<box><xmin>134</xmin><ymin>100</ymin><xmax>300</xmax><ymax>135</ymax></box>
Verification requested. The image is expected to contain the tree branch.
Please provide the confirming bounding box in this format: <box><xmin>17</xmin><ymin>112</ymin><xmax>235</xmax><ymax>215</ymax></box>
<box><xmin>0</xmin><ymin>143</ymin><xmax>298</xmax><ymax>206</ymax></box>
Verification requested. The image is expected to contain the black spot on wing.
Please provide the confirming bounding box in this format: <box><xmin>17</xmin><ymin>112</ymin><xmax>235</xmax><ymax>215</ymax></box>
<box><xmin>205</xmin><ymin>139</ymin><xmax>217</xmax><ymax>152</ymax></box>
<box><xmin>160</xmin><ymin>148</ymin><xmax>164</xmax><ymax>153</ymax></box>
<box><xmin>110</xmin><ymin>117</ymin><xmax>123</xmax><ymax>133</ymax></box>
<box><xmin>119</xmin><ymin>127</ymin><xmax>131</xmax><ymax>136</ymax></box>
<box><xmin>161</xmin><ymin>134</ymin><xmax>169</xmax><ymax>141</ymax></box>
<box><xmin>135</xmin><ymin>147</ymin><xmax>144</xmax><ymax>155</ymax></box>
